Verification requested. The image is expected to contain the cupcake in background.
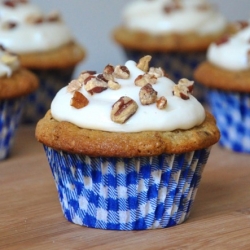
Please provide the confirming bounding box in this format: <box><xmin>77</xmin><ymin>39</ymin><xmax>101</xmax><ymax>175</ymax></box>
<box><xmin>0</xmin><ymin>0</ymin><xmax>86</xmax><ymax>123</ymax></box>
<box><xmin>113</xmin><ymin>0</ymin><xmax>230</xmax><ymax>102</ymax></box>
<box><xmin>36</xmin><ymin>55</ymin><xmax>220</xmax><ymax>230</ymax></box>
<box><xmin>0</xmin><ymin>45</ymin><xmax>38</xmax><ymax>160</ymax></box>
<box><xmin>194</xmin><ymin>21</ymin><xmax>250</xmax><ymax>153</ymax></box>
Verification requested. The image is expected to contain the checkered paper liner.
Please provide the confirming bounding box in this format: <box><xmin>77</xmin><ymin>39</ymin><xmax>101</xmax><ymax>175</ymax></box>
<box><xmin>21</xmin><ymin>67</ymin><xmax>74</xmax><ymax>124</ymax></box>
<box><xmin>44</xmin><ymin>146</ymin><xmax>211</xmax><ymax>230</ymax></box>
<box><xmin>124</xmin><ymin>49</ymin><xmax>208</xmax><ymax>103</ymax></box>
<box><xmin>0</xmin><ymin>98</ymin><xmax>23</xmax><ymax>160</ymax></box>
<box><xmin>208</xmin><ymin>89</ymin><xmax>250</xmax><ymax>153</ymax></box>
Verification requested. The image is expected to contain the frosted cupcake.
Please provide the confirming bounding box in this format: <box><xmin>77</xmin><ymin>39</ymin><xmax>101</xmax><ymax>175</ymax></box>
<box><xmin>0</xmin><ymin>45</ymin><xmax>38</xmax><ymax>160</ymax></box>
<box><xmin>0</xmin><ymin>0</ymin><xmax>85</xmax><ymax>123</ymax></box>
<box><xmin>36</xmin><ymin>55</ymin><xmax>220</xmax><ymax>230</ymax></box>
<box><xmin>194</xmin><ymin>21</ymin><xmax>250</xmax><ymax>153</ymax></box>
<box><xmin>113</xmin><ymin>0</ymin><xmax>230</xmax><ymax>102</ymax></box>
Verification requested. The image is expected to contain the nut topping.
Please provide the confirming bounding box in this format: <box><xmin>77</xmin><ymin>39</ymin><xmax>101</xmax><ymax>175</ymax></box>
<box><xmin>178</xmin><ymin>78</ymin><xmax>194</xmax><ymax>93</ymax></box>
<box><xmin>134</xmin><ymin>73</ymin><xmax>157</xmax><ymax>87</ymax></box>
<box><xmin>108</xmin><ymin>79</ymin><xmax>121</xmax><ymax>90</ymax></box>
<box><xmin>70</xmin><ymin>91</ymin><xmax>89</xmax><ymax>109</ymax></box>
<box><xmin>148</xmin><ymin>67</ymin><xmax>166</xmax><ymax>78</ymax></box>
<box><xmin>173</xmin><ymin>84</ymin><xmax>190</xmax><ymax>100</ymax></box>
<box><xmin>67</xmin><ymin>79</ymin><xmax>82</xmax><ymax>93</ymax></box>
<box><xmin>113</xmin><ymin>65</ymin><xmax>130</xmax><ymax>79</ymax></box>
<box><xmin>136</xmin><ymin>55</ymin><xmax>152</xmax><ymax>72</ymax></box>
<box><xmin>139</xmin><ymin>83</ymin><xmax>158</xmax><ymax>105</ymax></box>
<box><xmin>156</xmin><ymin>96</ymin><xmax>167</xmax><ymax>110</ymax></box>
<box><xmin>84</xmin><ymin>76</ymin><xmax>108</xmax><ymax>95</ymax></box>
<box><xmin>111</xmin><ymin>96</ymin><xmax>138</xmax><ymax>124</ymax></box>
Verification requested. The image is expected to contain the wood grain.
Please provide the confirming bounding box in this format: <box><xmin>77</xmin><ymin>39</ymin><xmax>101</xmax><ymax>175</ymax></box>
<box><xmin>1</xmin><ymin>126</ymin><xmax>250</xmax><ymax>250</ymax></box>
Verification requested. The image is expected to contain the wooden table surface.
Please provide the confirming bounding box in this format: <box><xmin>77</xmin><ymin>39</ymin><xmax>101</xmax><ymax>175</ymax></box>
<box><xmin>1</xmin><ymin>125</ymin><xmax>250</xmax><ymax>250</ymax></box>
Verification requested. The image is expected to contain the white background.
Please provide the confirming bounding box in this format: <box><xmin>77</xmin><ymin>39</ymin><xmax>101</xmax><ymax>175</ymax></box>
<box><xmin>32</xmin><ymin>0</ymin><xmax>250</xmax><ymax>77</ymax></box>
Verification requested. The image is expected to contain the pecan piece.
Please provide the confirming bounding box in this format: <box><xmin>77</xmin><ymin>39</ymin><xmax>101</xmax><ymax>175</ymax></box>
<box><xmin>178</xmin><ymin>78</ymin><xmax>194</xmax><ymax>93</ymax></box>
<box><xmin>67</xmin><ymin>79</ymin><xmax>82</xmax><ymax>93</ymax></box>
<box><xmin>156</xmin><ymin>96</ymin><xmax>167</xmax><ymax>110</ymax></box>
<box><xmin>134</xmin><ymin>73</ymin><xmax>157</xmax><ymax>87</ymax></box>
<box><xmin>78</xmin><ymin>70</ymin><xmax>96</xmax><ymax>84</ymax></box>
<box><xmin>70</xmin><ymin>91</ymin><xmax>89</xmax><ymax>109</ymax></box>
<box><xmin>2</xmin><ymin>21</ymin><xmax>17</xmax><ymax>30</ymax></box>
<box><xmin>84</xmin><ymin>76</ymin><xmax>108</xmax><ymax>95</ymax></box>
<box><xmin>148</xmin><ymin>67</ymin><xmax>166</xmax><ymax>78</ymax></box>
<box><xmin>173</xmin><ymin>85</ymin><xmax>189</xmax><ymax>100</ymax></box>
<box><xmin>111</xmin><ymin>96</ymin><xmax>138</xmax><ymax>124</ymax></box>
<box><xmin>139</xmin><ymin>83</ymin><xmax>158</xmax><ymax>105</ymax></box>
<box><xmin>136</xmin><ymin>55</ymin><xmax>152</xmax><ymax>72</ymax></box>
<box><xmin>108</xmin><ymin>79</ymin><xmax>121</xmax><ymax>90</ymax></box>
<box><xmin>104</xmin><ymin>64</ymin><xmax>115</xmax><ymax>75</ymax></box>
<box><xmin>113</xmin><ymin>65</ymin><xmax>130</xmax><ymax>79</ymax></box>
<box><xmin>26</xmin><ymin>15</ymin><xmax>44</xmax><ymax>24</ymax></box>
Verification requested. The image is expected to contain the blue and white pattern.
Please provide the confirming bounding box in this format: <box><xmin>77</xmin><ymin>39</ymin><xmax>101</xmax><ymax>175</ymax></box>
<box><xmin>124</xmin><ymin>49</ymin><xmax>208</xmax><ymax>103</ymax></box>
<box><xmin>21</xmin><ymin>67</ymin><xmax>74</xmax><ymax>124</ymax></box>
<box><xmin>44</xmin><ymin>146</ymin><xmax>211</xmax><ymax>230</ymax></box>
<box><xmin>0</xmin><ymin>98</ymin><xmax>23</xmax><ymax>160</ymax></box>
<box><xmin>208</xmin><ymin>89</ymin><xmax>250</xmax><ymax>153</ymax></box>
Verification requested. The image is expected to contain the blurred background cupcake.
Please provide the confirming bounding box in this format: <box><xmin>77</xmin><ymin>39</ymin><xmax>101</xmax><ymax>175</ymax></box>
<box><xmin>112</xmin><ymin>0</ymin><xmax>231</xmax><ymax>102</ymax></box>
<box><xmin>194</xmin><ymin>21</ymin><xmax>250</xmax><ymax>153</ymax></box>
<box><xmin>0</xmin><ymin>45</ymin><xmax>38</xmax><ymax>160</ymax></box>
<box><xmin>0</xmin><ymin>0</ymin><xmax>86</xmax><ymax>123</ymax></box>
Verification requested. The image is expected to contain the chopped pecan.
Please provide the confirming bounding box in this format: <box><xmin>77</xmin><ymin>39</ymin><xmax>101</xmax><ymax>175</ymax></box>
<box><xmin>2</xmin><ymin>21</ymin><xmax>17</xmax><ymax>30</ymax></box>
<box><xmin>78</xmin><ymin>70</ymin><xmax>96</xmax><ymax>84</ymax></box>
<box><xmin>156</xmin><ymin>96</ymin><xmax>167</xmax><ymax>110</ymax></box>
<box><xmin>232</xmin><ymin>21</ymin><xmax>249</xmax><ymax>31</ymax></box>
<box><xmin>111</xmin><ymin>96</ymin><xmax>138</xmax><ymax>124</ymax></box>
<box><xmin>114</xmin><ymin>65</ymin><xmax>130</xmax><ymax>79</ymax></box>
<box><xmin>136</xmin><ymin>55</ymin><xmax>152</xmax><ymax>72</ymax></box>
<box><xmin>70</xmin><ymin>91</ymin><xmax>89</xmax><ymax>109</ymax></box>
<box><xmin>178</xmin><ymin>78</ymin><xmax>194</xmax><ymax>93</ymax></box>
<box><xmin>84</xmin><ymin>76</ymin><xmax>108</xmax><ymax>95</ymax></box>
<box><xmin>173</xmin><ymin>85</ymin><xmax>189</xmax><ymax>100</ymax></box>
<box><xmin>163</xmin><ymin>1</ymin><xmax>182</xmax><ymax>13</ymax></box>
<box><xmin>47</xmin><ymin>11</ymin><xmax>61</xmax><ymax>22</ymax></box>
<box><xmin>67</xmin><ymin>79</ymin><xmax>82</xmax><ymax>93</ymax></box>
<box><xmin>108</xmin><ymin>79</ymin><xmax>121</xmax><ymax>90</ymax></box>
<box><xmin>139</xmin><ymin>83</ymin><xmax>158</xmax><ymax>105</ymax></box>
<box><xmin>26</xmin><ymin>15</ymin><xmax>44</xmax><ymax>24</ymax></box>
<box><xmin>104</xmin><ymin>64</ymin><xmax>115</xmax><ymax>75</ymax></box>
<box><xmin>148</xmin><ymin>67</ymin><xmax>166</xmax><ymax>78</ymax></box>
<box><xmin>135</xmin><ymin>73</ymin><xmax>157</xmax><ymax>87</ymax></box>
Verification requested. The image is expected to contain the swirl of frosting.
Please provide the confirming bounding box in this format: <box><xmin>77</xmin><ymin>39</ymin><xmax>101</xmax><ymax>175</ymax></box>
<box><xmin>207</xmin><ymin>22</ymin><xmax>250</xmax><ymax>71</ymax></box>
<box><xmin>121</xmin><ymin>0</ymin><xmax>227</xmax><ymax>35</ymax></box>
<box><xmin>0</xmin><ymin>45</ymin><xmax>19</xmax><ymax>77</ymax></box>
<box><xmin>51</xmin><ymin>58</ymin><xmax>205</xmax><ymax>133</ymax></box>
<box><xmin>0</xmin><ymin>0</ymin><xmax>73</xmax><ymax>53</ymax></box>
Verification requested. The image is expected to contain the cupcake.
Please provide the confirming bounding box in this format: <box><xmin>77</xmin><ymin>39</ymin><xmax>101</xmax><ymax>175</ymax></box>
<box><xmin>0</xmin><ymin>45</ymin><xmax>38</xmax><ymax>160</ymax></box>
<box><xmin>0</xmin><ymin>0</ymin><xmax>85</xmax><ymax>123</ymax></box>
<box><xmin>194</xmin><ymin>21</ymin><xmax>250</xmax><ymax>153</ymax></box>
<box><xmin>113</xmin><ymin>0</ymin><xmax>230</xmax><ymax>102</ymax></box>
<box><xmin>36</xmin><ymin>55</ymin><xmax>220</xmax><ymax>230</ymax></box>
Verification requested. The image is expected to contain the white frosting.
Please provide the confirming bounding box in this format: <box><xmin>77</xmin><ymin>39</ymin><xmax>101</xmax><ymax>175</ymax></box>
<box><xmin>207</xmin><ymin>24</ymin><xmax>250</xmax><ymax>71</ymax></box>
<box><xmin>0</xmin><ymin>1</ymin><xmax>73</xmax><ymax>53</ymax></box>
<box><xmin>0</xmin><ymin>49</ymin><xmax>19</xmax><ymax>77</ymax></box>
<box><xmin>51</xmin><ymin>60</ymin><xmax>205</xmax><ymax>133</ymax></box>
<box><xmin>122</xmin><ymin>0</ymin><xmax>227</xmax><ymax>35</ymax></box>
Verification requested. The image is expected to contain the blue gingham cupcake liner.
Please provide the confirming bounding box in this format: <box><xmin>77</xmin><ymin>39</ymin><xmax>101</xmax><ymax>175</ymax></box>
<box><xmin>124</xmin><ymin>49</ymin><xmax>208</xmax><ymax>103</ymax></box>
<box><xmin>208</xmin><ymin>89</ymin><xmax>250</xmax><ymax>153</ymax></box>
<box><xmin>21</xmin><ymin>67</ymin><xmax>74</xmax><ymax>124</ymax></box>
<box><xmin>44</xmin><ymin>145</ymin><xmax>211</xmax><ymax>230</ymax></box>
<box><xmin>0</xmin><ymin>98</ymin><xmax>24</xmax><ymax>160</ymax></box>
